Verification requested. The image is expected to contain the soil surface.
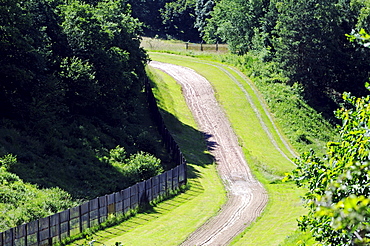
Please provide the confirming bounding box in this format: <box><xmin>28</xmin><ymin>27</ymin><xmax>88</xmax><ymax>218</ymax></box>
<box><xmin>150</xmin><ymin>61</ymin><xmax>268</xmax><ymax>246</ymax></box>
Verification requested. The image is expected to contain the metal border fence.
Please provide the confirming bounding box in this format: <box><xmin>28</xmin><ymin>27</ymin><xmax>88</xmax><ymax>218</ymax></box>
<box><xmin>0</xmin><ymin>78</ymin><xmax>187</xmax><ymax>246</ymax></box>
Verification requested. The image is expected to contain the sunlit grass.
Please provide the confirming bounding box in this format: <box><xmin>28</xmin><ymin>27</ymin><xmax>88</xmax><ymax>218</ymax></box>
<box><xmin>67</xmin><ymin>59</ymin><xmax>226</xmax><ymax>246</ymax></box>
<box><xmin>68</xmin><ymin>50</ymin><xmax>313</xmax><ymax>246</ymax></box>
<box><xmin>147</xmin><ymin>52</ymin><xmax>307</xmax><ymax>245</ymax></box>
<box><xmin>230</xmin><ymin>183</ymin><xmax>307</xmax><ymax>246</ymax></box>
<box><xmin>149</xmin><ymin>53</ymin><xmax>296</xmax><ymax>178</ymax></box>
<box><xmin>68</xmin><ymin>164</ymin><xmax>225</xmax><ymax>246</ymax></box>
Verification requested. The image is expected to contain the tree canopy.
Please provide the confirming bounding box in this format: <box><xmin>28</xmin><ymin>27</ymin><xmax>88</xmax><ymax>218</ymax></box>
<box><xmin>0</xmin><ymin>0</ymin><xmax>175</xmax><ymax>231</ymax></box>
<box><xmin>0</xmin><ymin>0</ymin><xmax>165</xmax><ymax>197</ymax></box>
<box><xmin>203</xmin><ymin>0</ymin><xmax>370</xmax><ymax>116</ymax></box>
<box><xmin>0</xmin><ymin>0</ymin><xmax>147</xmax><ymax>122</ymax></box>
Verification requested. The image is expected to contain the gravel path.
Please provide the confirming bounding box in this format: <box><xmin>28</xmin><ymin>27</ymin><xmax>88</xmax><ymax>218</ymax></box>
<box><xmin>150</xmin><ymin>61</ymin><xmax>268</xmax><ymax>246</ymax></box>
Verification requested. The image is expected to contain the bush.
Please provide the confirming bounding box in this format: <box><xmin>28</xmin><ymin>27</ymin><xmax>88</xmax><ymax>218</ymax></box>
<box><xmin>103</xmin><ymin>146</ymin><xmax>164</xmax><ymax>185</ymax></box>
<box><xmin>0</xmin><ymin>154</ymin><xmax>16</xmax><ymax>171</ymax></box>
<box><xmin>0</xmin><ymin>155</ymin><xmax>75</xmax><ymax>231</ymax></box>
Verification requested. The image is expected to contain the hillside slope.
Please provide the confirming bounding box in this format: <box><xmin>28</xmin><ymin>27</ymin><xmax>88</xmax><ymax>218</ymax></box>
<box><xmin>69</xmin><ymin>52</ymin><xmax>312</xmax><ymax>246</ymax></box>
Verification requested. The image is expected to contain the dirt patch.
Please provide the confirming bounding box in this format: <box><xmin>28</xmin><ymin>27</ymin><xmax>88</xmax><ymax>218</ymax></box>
<box><xmin>150</xmin><ymin>61</ymin><xmax>268</xmax><ymax>245</ymax></box>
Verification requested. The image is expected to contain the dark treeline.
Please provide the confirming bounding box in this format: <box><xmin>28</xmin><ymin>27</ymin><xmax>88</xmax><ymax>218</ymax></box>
<box><xmin>125</xmin><ymin>0</ymin><xmax>212</xmax><ymax>42</ymax></box>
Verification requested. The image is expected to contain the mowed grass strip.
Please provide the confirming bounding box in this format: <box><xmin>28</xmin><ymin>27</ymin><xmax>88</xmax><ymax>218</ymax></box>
<box><xmin>148</xmin><ymin>53</ymin><xmax>307</xmax><ymax>245</ymax></box>
<box><xmin>69</xmin><ymin>52</ymin><xmax>306</xmax><ymax>246</ymax></box>
<box><xmin>67</xmin><ymin>61</ymin><xmax>226</xmax><ymax>246</ymax></box>
<box><xmin>149</xmin><ymin>53</ymin><xmax>295</xmax><ymax>177</ymax></box>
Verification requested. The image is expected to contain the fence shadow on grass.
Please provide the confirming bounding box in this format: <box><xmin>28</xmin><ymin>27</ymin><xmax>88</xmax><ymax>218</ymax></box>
<box><xmin>154</xmin><ymin>110</ymin><xmax>217</xmax><ymax>180</ymax></box>
<box><xmin>0</xmin><ymin>76</ymin><xmax>219</xmax><ymax>246</ymax></box>
<box><xmin>0</xmin><ymin>79</ymin><xmax>191</xmax><ymax>246</ymax></box>
<box><xmin>146</xmin><ymin>79</ymin><xmax>217</xmax><ymax>180</ymax></box>
<box><xmin>157</xmin><ymin>111</ymin><xmax>215</xmax><ymax>165</ymax></box>
<box><xmin>147</xmin><ymin>78</ymin><xmax>217</xmax><ymax>154</ymax></box>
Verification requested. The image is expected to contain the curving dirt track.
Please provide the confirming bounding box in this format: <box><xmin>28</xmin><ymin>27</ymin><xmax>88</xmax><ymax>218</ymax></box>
<box><xmin>150</xmin><ymin>61</ymin><xmax>268</xmax><ymax>246</ymax></box>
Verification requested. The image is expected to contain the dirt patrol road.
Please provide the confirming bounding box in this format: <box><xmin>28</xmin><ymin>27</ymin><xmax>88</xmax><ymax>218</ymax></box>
<box><xmin>150</xmin><ymin>61</ymin><xmax>268</xmax><ymax>246</ymax></box>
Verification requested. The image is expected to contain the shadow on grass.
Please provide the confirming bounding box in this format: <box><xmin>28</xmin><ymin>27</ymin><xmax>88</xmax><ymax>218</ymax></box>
<box><xmin>1</xmin><ymin>88</ymin><xmax>181</xmax><ymax>201</ymax></box>
<box><xmin>157</xmin><ymin>109</ymin><xmax>216</xmax><ymax>179</ymax></box>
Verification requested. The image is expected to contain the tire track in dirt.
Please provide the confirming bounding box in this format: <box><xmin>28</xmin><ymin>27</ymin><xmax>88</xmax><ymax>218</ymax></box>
<box><xmin>223</xmin><ymin>65</ymin><xmax>297</xmax><ymax>159</ymax></box>
<box><xmin>194</xmin><ymin>60</ymin><xmax>297</xmax><ymax>162</ymax></box>
<box><xmin>150</xmin><ymin>61</ymin><xmax>268</xmax><ymax>246</ymax></box>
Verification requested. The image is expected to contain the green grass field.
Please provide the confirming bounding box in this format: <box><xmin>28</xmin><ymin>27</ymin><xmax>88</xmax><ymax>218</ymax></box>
<box><xmin>67</xmin><ymin>50</ymin><xmax>317</xmax><ymax>246</ymax></box>
<box><xmin>67</xmin><ymin>56</ymin><xmax>227</xmax><ymax>246</ymax></box>
<box><xmin>149</xmin><ymin>53</ymin><xmax>308</xmax><ymax>246</ymax></box>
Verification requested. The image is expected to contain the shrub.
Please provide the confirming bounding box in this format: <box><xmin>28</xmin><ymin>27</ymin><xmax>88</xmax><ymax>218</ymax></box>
<box><xmin>103</xmin><ymin>146</ymin><xmax>164</xmax><ymax>184</ymax></box>
<box><xmin>0</xmin><ymin>154</ymin><xmax>75</xmax><ymax>231</ymax></box>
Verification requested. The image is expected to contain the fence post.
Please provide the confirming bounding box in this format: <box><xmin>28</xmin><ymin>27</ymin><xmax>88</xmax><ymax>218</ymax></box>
<box><xmin>67</xmin><ymin>210</ymin><xmax>71</xmax><ymax>239</ymax></box>
<box><xmin>216</xmin><ymin>42</ymin><xmax>218</xmax><ymax>52</ymax></box>
<box><xmin>79</xmin><ymin>205</ymin><xmax>82</xmax><ymax>234</ymax></box>
<box><xmin>98</xmin><ymin>197</ymin><xmax>101</xmax><ymax>224</ymax></box>
<box><xmin>56</xmin><ymin>212</ymin><xmax>60</xmax><ymax>243</ymax></box>
<box><xmin>183</xmin><ymin>159</ymin><xmax>187</xmax><ymax>185</ymax></box>
<box><xmin>4</xmin><ymin>228</ymin><xmax>15</xmax><ymax>246</ymax></box>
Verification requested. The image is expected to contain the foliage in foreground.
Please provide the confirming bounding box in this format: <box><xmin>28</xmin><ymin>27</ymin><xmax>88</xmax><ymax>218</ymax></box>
<box><xmin>287</xmin><ymin>87</ymin><xmax>370</xmax><ymax>245</ymax></box>
<box><xmin>0</xmin><ymin>154</ymin><xmax>75</xmax><ymax>231</ymax></box>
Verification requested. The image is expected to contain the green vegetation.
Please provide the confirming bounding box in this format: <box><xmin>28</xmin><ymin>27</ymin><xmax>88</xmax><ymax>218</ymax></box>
<box><xmin>66</xmin><ymin>57</ymin><xmax>226</xmax><ymax>246</ymax></box>
<box><xmin>149</xmin><ymin>52</ymin><xmax>307</xmax><ymax>245</ymax></box>
<box><xmin>2</xmin><ymin>0</ymin><xmax>369</xmax><ymax>244</ymax></box>
<box><xmin>0</xmin><ymin>154</ymin><xmax>75</xmax><ymax>231</ymax></box>
<box><xmin>0</xmin><ymin>0</ymin><xmax>172</xmax><ymax>231</ymax></box>
<box><xmin>100</xmin><ymin>146</ymin><xmax>164</xmax><ymax>185</ymax></box>
<box><xmin>287</xmin><ymin>89</ymin><xmax>370</xmax><ymax>245</ymax></box>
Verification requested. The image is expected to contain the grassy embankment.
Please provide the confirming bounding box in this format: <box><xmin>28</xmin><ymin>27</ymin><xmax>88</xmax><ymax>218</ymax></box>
<box><xmin>149</xmin><ymin>53</ymin><xmax>308</xmax><ymax>246</ymax></box>
<box><xmin>67</xmin><ymin>56</ymin><xmax>226</xmax><ymax>246</ymax></box>
<box><xmin>69</xmin><ymin>38</ymin><xmax>337</xmax><ymax>245</ymax></box>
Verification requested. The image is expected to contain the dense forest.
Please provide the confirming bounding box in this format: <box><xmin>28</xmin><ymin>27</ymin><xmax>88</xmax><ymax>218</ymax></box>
<box><xmin>0</xmin><ymin>0</ymin><xmax>169</xmax><ymax>231</ymax></box>
<box><xmin>1</xmin><ymin>0</ymin><xmax>370</xmax><ymax>244</ymax></box>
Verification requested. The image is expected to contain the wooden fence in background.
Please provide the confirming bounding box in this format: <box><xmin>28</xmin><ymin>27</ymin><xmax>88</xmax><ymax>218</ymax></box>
<box><xmin>0</xmin><ymin>78</ymin><xmax>187</xmax><ymax>246</ymax></box>
<box><xmin>140</xmin><ymin>37</ymin><xmax>229</xmax><ymax>54</ymax></box>
<box><xmin>185</xmin><ymin>42</ymin><xmax>228</xmax><ymax>53</ymax></box>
